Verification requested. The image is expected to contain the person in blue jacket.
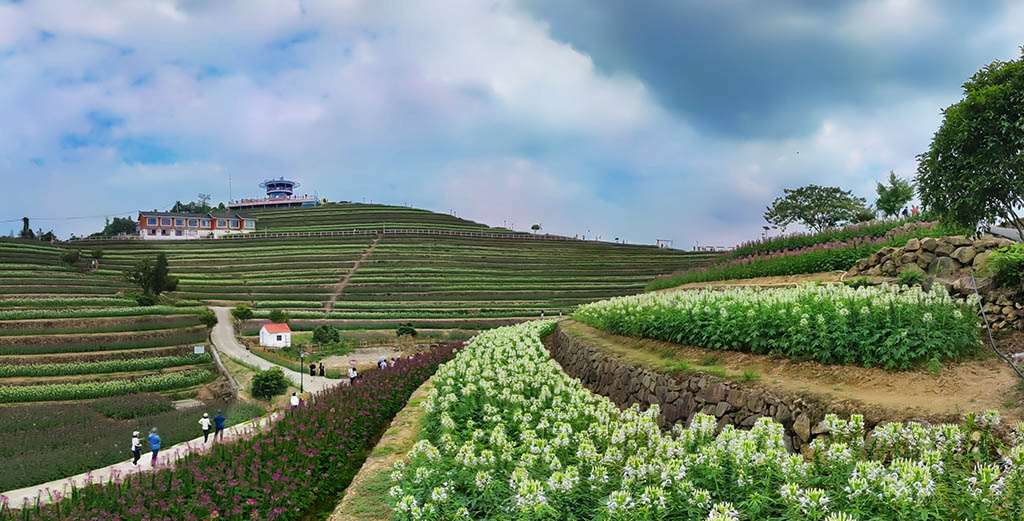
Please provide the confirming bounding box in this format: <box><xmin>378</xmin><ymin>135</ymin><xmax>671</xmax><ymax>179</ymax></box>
<box><xmin>213</xmin><ymin>410</ymin><xmax>226</xmax><ymax>442</ymax></box>
<box><xmin>147</xmin><ymin>427</ymin><xmax>161</xmax><ymax>466</ymax></box>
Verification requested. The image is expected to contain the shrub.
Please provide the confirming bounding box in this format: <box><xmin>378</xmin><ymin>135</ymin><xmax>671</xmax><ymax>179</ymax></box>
<box><xmin>311</xmin><ymin>324</ymin><xmax>341</xmax><ymax>345</ymax></box>
<box><xmin>844</xmin><ymin>276</ymin><xmax>873</xmax><ymax>288</ymax></box>
<box><xmin>897</xmin><ymin>269</ymin><xmax>926</xmax><ymax>287</ymax></box>
<box><xmin>197</xmin><ymin>309</ymin><xmax>218</xmax><ymax>328</ymax></box>
<box><xmin>231</xmin><ymin>304</ymin><xmax>254</xmax><ymax>321</ymax></box>
<box><xmin>251</xmin><ymin>367</ymin><xmax>288</xmax><ymax>399</ymax></box>
<box><xmin>396</xmin><ymin>322</ymin><xmax>418</xmax><ymax>337</ymax></box>
<box><xmin>267</xmin><ymin>309</ymin><xmax>289</xmax><ymax>324</ymax></box>
<box><xmin>127</xmin><ymin>291</ymin><xmax>157</xmax><ymax>306</ymax></box>
<box><xmin>90</xmin><ymin>393</ymin><xmax>174</xmax><ymax>419</ymax></box>
<box><xmin>989</xmin><ymin>243</ymin><xmax>1024</xmax><ymax>288</ymax></box>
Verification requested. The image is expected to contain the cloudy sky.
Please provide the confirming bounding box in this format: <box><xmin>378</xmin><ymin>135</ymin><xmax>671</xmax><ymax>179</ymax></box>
<box><xmin>1</xmin><ymin>0</ymin><xmax>1022</xmax><ymax>246</ymax></box>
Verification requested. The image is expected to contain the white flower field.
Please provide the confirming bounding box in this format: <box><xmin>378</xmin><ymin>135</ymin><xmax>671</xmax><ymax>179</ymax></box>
<box><xmin>388</xmin><ymin>321</ymin><xmax>1024</xmax><ymax>521</ymax></box>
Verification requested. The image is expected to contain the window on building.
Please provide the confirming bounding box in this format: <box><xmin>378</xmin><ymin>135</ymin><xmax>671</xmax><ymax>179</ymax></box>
<box><xmin>188</xmin><ymin>219</ymin><xmax>198</xmax><ymax>227</ymax></box>
<box><xmin>217</xmin><ymin>220</ymin><xmax>227</xmax><ymax>227</ymax></box>
<box><xmin>148</xmin><ymin>229</ymin><xmax>156</xmax><ymax>235</ymax></box>
<box><xmin>161</xmin><ymin>229</ymin><xmax>169</xmax><ymax>235</ymax></box>
<box><xmin>276</xmin><ymin>335</ymin><xmax>282</xmax><ymax>341</ymax></box>
<box><xmin>230</xmin><ymin>220</ymin><xmax>239</xmax><ymax>228</ymax></box>
<box><xmin>160</xmin><ymin>218</ymin><xmax>171</xmax><ymax>226</ymax></box>
<box><xmin>175</xmin><ymin>230</ymin><xmax>183</xmax><ymax>236</ymax></box>
<box><xmin>244</xmin><ymin>220</ymin><xmax>255</xmax><ymax>228</ymax></box>
<box><xmin>174</xmin><ymin>219</ymin><xmax>184</xmax><ymax>227</ymax></box>
<box><xmin>201</xmin><ymin>220</ymin><xmax>210</xmax><ymax>227</ymax></box>
<box><xmin>147</xmin><ymin>217</ymin><xmax>156</xmax><ymax>225</ymax></box>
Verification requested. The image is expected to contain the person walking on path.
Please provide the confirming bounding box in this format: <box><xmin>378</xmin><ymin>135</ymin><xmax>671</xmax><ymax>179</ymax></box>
<box><xmin>147</xmin><ymin>428</ymin><xmax>161</xmax><ymax>467</ymax></box>
<box><xmin>131</xmin><ymin>431</ymin><xmax>142</xmax><ymax>466</ymax></box>
<box><xmin>309</xmin><ymin>363</ymin><xmax>316</xmax><ymax>378</ymax></box>
<box><xmin>213</xmin><ymin>410</ymin><xmax>226</xmax><ymax>442</ymax></box>
<box><xmin>318</xmin><ymin>362</ymin><xmax>325</xmax><ymax>377</ymax></box>
<box><xmin>290</xmin><ymin>392</ymin><xmax>300</xmax><ymax>409</ymax></box>
<box><xmin>199</xmin><ymin>413</ymin><xmax>212</xmax><ymax>443</ymax></box>
<box><xmin>348</xmin><ymin>366</ymin><xmax>358</xmax><ymax>385</ymax></box>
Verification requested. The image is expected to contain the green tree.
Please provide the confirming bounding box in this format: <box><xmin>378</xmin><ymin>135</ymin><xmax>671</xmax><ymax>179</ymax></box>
<box><xmin>531</xmin><ymin>224</ymin><xmax>542</xmax><ymax>233</ymax></box>
<box><xmin>123</xmin><ymin>253</ymin><xmax>178</xmax><ymax>296</ymax></box>
<box><xmin>312</xmin><ymin>324</ymin><xmax>341</xmax><ymax>345</ymax></box>
<box><xmin>19</xmin><ymin>217</ymin><xmax>34</xmax><ymax>240</ymax></box>
<box><xmin>763</xmin><ymin>184</ymin><xmax>869</xmax><ymax>233</ymax></box>
<box><xmin>875</xmin><ymin>171</ymin><xmax>915</xmax><ymax>218</ymax></box>
<box><xmin>267</xmin><ymin>309</ymin><xmax>289</xmax><ymax>324</ymax></box>
<box><xmin>917</xmin><ymin>47</ymin><xmax>1024</xmax><ymax>236</ymax></box>
<box><xmin>396</xmin><ymin>322</ymin><xmax>418</xmax><ymax>338</ymax></box>
<box><xmin>59</xmin><ymin>249</ymin><xmax>81</xmax><ymax>267</ymax></box>
<box><xmin>198</xmin><ymin>309</ymin><xmax>218</xmax><ymax>329</ymax></box>
<box><xmin>251</xmin><ymin>367</ymin><xmax>288</xmax><ymax>399</ymax></box>
<box><xmin>98</xmin><ymin>217</ymin><xmax>138</xmax><ymax>237</ymax></box>
<box><xmin>231</xmin><ymin>304</ymin><xmax>254</xmax><ymax>321</ymax></box>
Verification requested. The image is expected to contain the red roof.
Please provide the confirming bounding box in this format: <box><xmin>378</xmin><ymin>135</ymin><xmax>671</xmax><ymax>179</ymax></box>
<box><xmin>261</xmin><ymin>323</ymin><xmax>291</xmax><ymax>334</ymax></box>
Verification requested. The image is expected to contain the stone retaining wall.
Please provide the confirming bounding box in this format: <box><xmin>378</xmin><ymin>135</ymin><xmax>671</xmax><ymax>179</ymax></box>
<box><xmin>845</xmin><ymin>234</ymin><xmax>1022</xmax><ymax>329</ymax></box>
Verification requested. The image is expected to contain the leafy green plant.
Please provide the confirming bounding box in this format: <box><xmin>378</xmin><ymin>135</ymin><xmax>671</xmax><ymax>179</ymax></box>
<box><xmin>396</xmin><ymin>322</ymin><xmax>418</xmax><ymax>337</ymax></box>
<box><xmin>251</xmin><ymin>367</ymin><xmax>288</xmax><ymax>399</ymax></box>
<box><xmin>844</xmin><ymin>276</ymin><xmax>873</xmax><ymax>288</ymax></box>
<box><xmin>267</xmin><ymin>309</ymin><xmax>289</xmax><ymax>324</ymax></box>
<box><xmin>897</xmin><ymin>270</ymin><xmax>926</xmax><ymax>287</ymax></box>
<box><xmin>197</xmin><ymin>309</ymin><xmax>218</xmax><ymax>328</ymax></box>
<box><xmin>989</xmin><ymin>243</ymin><xmax>1024</xmax><ymax>287</ymax></box>
<box><xmin>231</xmin><ymin>304</ymin><xmax>254</xmax><ymax>321</ymax></box>
<box><xmin>312</xmin><ymin>324</ymin><xmax>341</xmax><ymax>345</ymax></box>
<box><xmin>740</xmin><ymin>368</ymin><xmax>761</xmax><ymax>382</ymax></box>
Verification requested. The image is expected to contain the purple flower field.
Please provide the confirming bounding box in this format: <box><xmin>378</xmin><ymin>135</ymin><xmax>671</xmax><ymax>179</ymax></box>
<box><xmin>0</xmin><ymin>345</ymin><xmax>456</xmax><ymax>521</ymax></box>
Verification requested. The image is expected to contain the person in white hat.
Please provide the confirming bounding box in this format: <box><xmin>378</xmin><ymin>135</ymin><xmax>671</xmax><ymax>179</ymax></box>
<box><xmin>199</xmin><ymin>413</ymin><xmax>212</xmax><ymax>443</ymax></box>
<box><xmin>131</xmin><ymin>430</ymin><xmax>142</xmax><ymax>465</ymax></box>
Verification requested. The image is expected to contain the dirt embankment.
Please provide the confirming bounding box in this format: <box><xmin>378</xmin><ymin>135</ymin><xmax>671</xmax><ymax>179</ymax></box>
<box><xmin>561</xmin><ymin>321</ymin><xmax>1024</xmax><ymax>424</ymax></box>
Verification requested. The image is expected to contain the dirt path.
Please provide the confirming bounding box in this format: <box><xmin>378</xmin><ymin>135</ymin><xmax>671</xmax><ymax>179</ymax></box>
<box><xmin>325</xmin><ymin>237</ymin><xmax>380</xmax><ymax>314</ymax></box>
<box><xmin>326</xmin><ymin>378</ymin><xmax>432</xmax><ymax>521</ymax></box>
<box><xmin>660</xmin><ymin>271</ymin><xmax>889</xmax><ymax>292</ymax></box>
<box><xmin>561</xmin><ymin>320</ymin><xmax>1024</xmax><ymax>424</ymax></box>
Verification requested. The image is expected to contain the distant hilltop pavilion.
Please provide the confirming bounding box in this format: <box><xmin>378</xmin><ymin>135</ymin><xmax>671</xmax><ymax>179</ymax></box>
<box><xmin>227</xmin><ymin>177</ymin><xmax>318</xmax><ymax>210</ymax></box>
<box><xmin>137</xmin><ymin>211</ymin><xmax>256</xmax><ymax>240</ymax></box>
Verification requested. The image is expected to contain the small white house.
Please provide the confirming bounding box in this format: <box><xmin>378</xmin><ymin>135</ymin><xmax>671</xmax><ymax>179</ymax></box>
<box><xmin>259</xmin><ymin>323</ymin><xmax>292</xmax><ymax>348</ymax></box>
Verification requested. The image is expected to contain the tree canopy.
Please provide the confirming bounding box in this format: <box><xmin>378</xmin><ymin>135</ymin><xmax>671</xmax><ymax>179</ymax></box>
<box><xmin>875</xmin><ymin>171</ymin><xmax>915</xmax><ymax>218</ymax></box>
<box><xmin>124</xmin><ymin>253</ymin><xmax>178</xmax><ymax>296</ymax></box>
<box><xmin>96</xmin><ymin>217</ymin><xmax>138</xmax><ymax>237</ymax></box>
<box><xmin>763</xmin><ymin>184</ymin><xmax>869</xmax><ymax>233</ymax></box>
<box><xmin>916</xmin><ymin>47</ymin><xmax>1024</xmax><ymax>235</ymax></box>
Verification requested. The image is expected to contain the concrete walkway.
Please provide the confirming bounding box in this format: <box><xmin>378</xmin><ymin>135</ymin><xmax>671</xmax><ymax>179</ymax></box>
<box><xmin>1</xmin><ymin>412</ymin><xmax>279</xmax><ymax>509</ymax></box>
<box><xmin>210</xmin><ymin>306</ymin><xmax>341</xmax><ymax>393</ymax></box>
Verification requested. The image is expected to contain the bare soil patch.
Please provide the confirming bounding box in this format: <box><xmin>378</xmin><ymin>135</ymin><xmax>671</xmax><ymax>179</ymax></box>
<box><xmin>319</xmin><ymin>346</ymin><xmax>405</xmax><ymax>371</ymax></box>
<box><xmin>561</xmin><ymin>320</ymin><xmax>1024</xmax><ymax>423</ymax></box>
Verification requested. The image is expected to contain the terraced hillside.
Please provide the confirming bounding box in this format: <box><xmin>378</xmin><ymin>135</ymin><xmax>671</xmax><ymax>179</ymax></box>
<box><xmin>244</xmin><ymin>202</ymin><xmax>519</xmax><ymax>233</ymax></box>
<box><xmin>0</xmin><ymin>241</ymin><xmax>217</xmax><ymax>403</ymax></box>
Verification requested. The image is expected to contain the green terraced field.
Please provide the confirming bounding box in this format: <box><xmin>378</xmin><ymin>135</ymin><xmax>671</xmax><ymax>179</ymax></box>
<box><xmin>243</xmin><ymin>202</ymin><xmax>520</xmax><ymax>233</ymax></box>
<box><xmin>0</xmin><ymin>241</ymin><xmax>216</xmax><ymax>404</ymax></box>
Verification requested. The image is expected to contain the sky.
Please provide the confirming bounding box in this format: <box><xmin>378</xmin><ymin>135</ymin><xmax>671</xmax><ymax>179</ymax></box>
<box><xmin>1</xmin><ymin>0</ymin><xmax>1022</xmax><ymax>247</ymax></box>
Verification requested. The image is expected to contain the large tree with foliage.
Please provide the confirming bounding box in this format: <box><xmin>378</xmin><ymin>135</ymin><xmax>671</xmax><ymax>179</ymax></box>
<box><xmin>97</xmin><ymin>217</ymin><xmax>138</xmax><ymax>237</ymax></box>
<box><xmin>875</xmin><ymin>171</ymin><xmax>915</xmax><ymax>218</ymax></box>
<box><xmin>763</xmin><ymin>184</ymin><xmax>869</xmax><ymax>233</ymax></box>
<box><xmin>124</xmin><ymin>253</ymin><xmax>178</xmax><ymax>296</ymax></box>
<box><xmin>916</xmin><ymin>47</ymin><xmax>1024</xmax><ymax>235</ymax></box>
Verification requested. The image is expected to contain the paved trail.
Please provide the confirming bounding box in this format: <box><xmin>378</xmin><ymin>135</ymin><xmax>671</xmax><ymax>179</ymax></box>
<box><xmin>210</xmin><ymin>306</ymin><xmax>341</xmax><ymax>393</ymax></box>
<box><xmin>1</xmin><ymin>308</ymin><xmax>342</xmax><ymax>508</ymax></box>
<box><xmin>1</xmin><ymin>413</ymin><xmax>279</xmax><ymax>508</ymax></box>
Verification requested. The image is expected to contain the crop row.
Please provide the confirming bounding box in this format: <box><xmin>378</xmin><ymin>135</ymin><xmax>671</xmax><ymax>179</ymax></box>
<box><xmin>0</xmin><ymin>297</ymin><xmax>137</xmax><ymax>308</ymax></box>
<box><xmin>727</xmin><ymin>218</ymin><xmax>942</xmax><ymax>259</ymax></box>
<box><xmin>647</xmin><ymin>224</ymin><xmax>965</xmax><ymax>290</ymax></box>
<box><xmin>0</xmin><ymin>329</ymin><xmax>209</xmax><ymax>355</ymax></box>
<box><xmin>389</xmin><ymin>321</ymin><xmax>1023</xmax><ymax>521</ymax></box>
<box><xmin>0</xmin><ymin>354</ymin><xmax>211</xmax><ymax>377</ymax></box>
<box><xmin>0</xmin><ymin>346</ymin><xmax>456</xmax><ymax>520</ymax></box>
<box><xmin>0</xmin><ymin>315</ymin><xmax>201</xmax><ymax>336</ymax></box>
<box><xmin>0</xmin><ymin>306</ymin><xmax>206</xmax><ymax>321</ymax></box>
<box><xmin>0</xmin><ymin>369</ymin><xmax>214</xmax><ymax>403</ymax></box>
<box><xmin>576</xmin><ymin>284</ymin><xmax>980</xmax><ymax>369</ymax></box>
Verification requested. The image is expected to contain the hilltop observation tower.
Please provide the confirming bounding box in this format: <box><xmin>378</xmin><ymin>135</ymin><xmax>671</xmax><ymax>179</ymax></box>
<box><xmin>227</xmin><ymin>177</ymin><xmax>318</xmax><ymax>210</ymax></box>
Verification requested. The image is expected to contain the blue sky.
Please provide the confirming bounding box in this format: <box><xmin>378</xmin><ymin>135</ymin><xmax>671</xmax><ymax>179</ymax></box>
<box><xmin>1</xmin><ymin>0</ymin><xmax>1022</xmax><ymax>246</ymax></box>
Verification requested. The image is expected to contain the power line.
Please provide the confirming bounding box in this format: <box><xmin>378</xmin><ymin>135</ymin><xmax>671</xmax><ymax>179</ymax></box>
<box><xmin>1</xmin><ymin>204</ymin><xmax>175</xmax><ymax>223</ymax></box>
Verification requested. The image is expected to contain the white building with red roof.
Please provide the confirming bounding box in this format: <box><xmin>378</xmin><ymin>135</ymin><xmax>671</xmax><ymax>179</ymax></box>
<box><xmin>259</xmin><ymin>322</ymin><xmax>292</xmax><ymax>348</ymax></box>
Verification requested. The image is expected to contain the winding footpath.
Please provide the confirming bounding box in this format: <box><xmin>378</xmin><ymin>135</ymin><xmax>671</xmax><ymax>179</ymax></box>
<box><xmin>1</xmin><ymin>308</ymin><xmax>339</xmax><ymax>508</ymax></box>
<box><xmin>209</xmin><ymin>306</ymin><xmax>342</xmax><ymax>393</ymax></box>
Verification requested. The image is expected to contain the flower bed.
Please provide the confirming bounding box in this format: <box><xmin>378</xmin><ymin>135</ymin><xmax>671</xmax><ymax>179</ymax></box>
<box><xmin>0</xmin><ymin>345</ymin><xmax>455</xmax><ymax>520</ymax></box>
<box><xmin>0</xmin><ymin>369</ymin><xmax>214</xmax><ymax>403</ymax></box>
<box><xmin>0</xmin><ymin>354</ymin><xmax>211</xmax><ymax>378</ymax></box>
<box><xmin>577</xmin><ymin>284</ymin><xmax>980</xmax><ymax>369</ymax></box>
<box><xmin>648</xmin><ymin>223</ymin><xmax>966</xmax><ymax>290</ymax></box>
<box><xmin>388</xmin><ymin>321</ymin><xmax>1023</xmax><ymax>521</ymax></box>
